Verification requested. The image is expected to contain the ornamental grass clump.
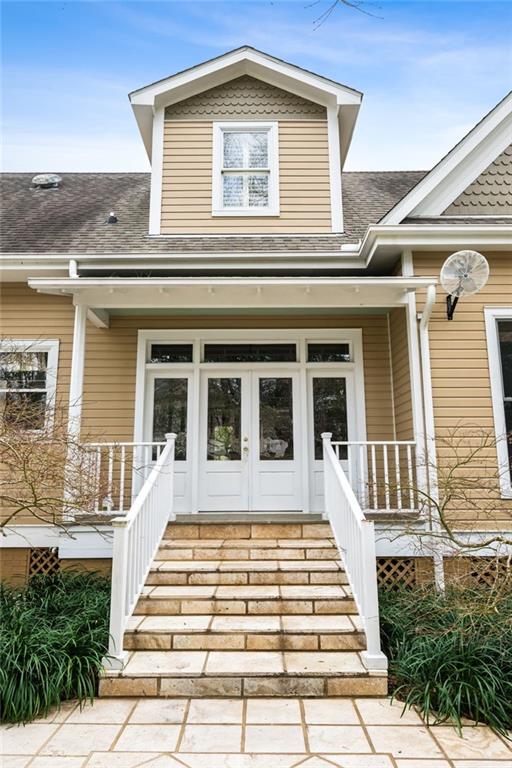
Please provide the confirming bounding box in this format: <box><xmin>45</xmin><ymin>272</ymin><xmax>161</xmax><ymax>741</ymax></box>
<box><xmin>379</xmin><ymin>578</ymin><xmax>512</xmax><ymax>735</ymax></box>
<box><xmin>0</xmin><ymin>571</ymin><xmax>111</xmax><ymax>724</ymax></box>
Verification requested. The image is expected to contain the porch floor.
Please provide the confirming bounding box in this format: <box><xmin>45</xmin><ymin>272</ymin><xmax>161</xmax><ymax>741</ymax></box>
<box><xmin>100</xmin><ymin>521</ymin><xmax>387</xmax><ymax>698</ymax></box>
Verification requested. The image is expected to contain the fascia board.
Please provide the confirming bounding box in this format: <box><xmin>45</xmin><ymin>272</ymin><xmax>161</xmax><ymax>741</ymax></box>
<box><xmin>130</xmin><ymin>48</ymin><xmax>361</xmax><ymax>107</ymax></box>
<box><xmin>381</xmin><ymin>92</ymin><xmax>512</xmax><ymax>225</ymax></box>
<box><xmin>361</xmin><ymin>224</ymin><xmax>512</xmax><ymax>266</ymax></box>
<box><xmin>410</xmin><ymin>112</ymin><xmax>512</xmax><ymax>216</ymax></box>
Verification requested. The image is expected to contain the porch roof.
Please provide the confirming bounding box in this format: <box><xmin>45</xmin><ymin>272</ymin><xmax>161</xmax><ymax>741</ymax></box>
<box><xmin>28</xmin><ymin>275</ymin><xmax>436</xmax><ymax>312</ymax></box>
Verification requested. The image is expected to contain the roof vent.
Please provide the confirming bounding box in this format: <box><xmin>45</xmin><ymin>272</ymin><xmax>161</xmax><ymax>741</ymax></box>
<box><xmin>31</xmin><ymin>173</ymin><xmax>62</xmax><ymax>189</ymax></box>
<box><xmin>107</xmin><ymin>211</ymin><xmax>118</xmax><ymax>224</ymax></box>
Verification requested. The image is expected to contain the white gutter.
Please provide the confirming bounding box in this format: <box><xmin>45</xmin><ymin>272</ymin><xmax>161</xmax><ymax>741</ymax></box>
<box><xmin>418</xmin><ymin>284</ymin><xmax>445</xmax><ymax>589</ymax></box>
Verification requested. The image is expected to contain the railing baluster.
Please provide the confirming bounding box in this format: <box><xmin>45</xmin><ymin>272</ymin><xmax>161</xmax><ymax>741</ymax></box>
<box><xmin>94</xmin><ymin>447</ymin><xmax>101</xmax><ymax>513</ymax></box>
<box><xmin>382</xmin><ymin>445</ymin><xmax>390</xmax><ymax>511</ymax></box>
<box><xmin>119</xmin><ymin>446</ymin><xmax>126</xmax><ymax>513</ymax></box>
<box><xmin>394</xmin><ymin>444</ymin><xmax>401</xmax><ymax>511</ymax></box>
<box><xmin>371</xmin><ymin>445</ymin><xmax>378</xmax><ymax>510</ymax></box>
<box><xmin>407</xmin><ymin>444</ymin><xmax>414</xmax><ymax>510</ymax></box>
<box><xmin>358</xmin><ymin>444</ymin><xmax>365</xmax><ymax>508</ymax></box>
<box><xmin>106</xmin><ymin>447</ymin><xmax>114</xmax><ymax>512</ymax></box>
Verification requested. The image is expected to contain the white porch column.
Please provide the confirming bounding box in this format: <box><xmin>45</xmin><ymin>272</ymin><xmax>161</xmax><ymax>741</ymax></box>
<box><xmin>67</xmin><ymin>303</ymin><xmax>88</xmax><ymax>439</ymax></box>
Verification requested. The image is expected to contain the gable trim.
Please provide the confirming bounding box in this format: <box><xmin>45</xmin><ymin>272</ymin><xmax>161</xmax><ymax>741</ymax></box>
<box><xmin>381</xmin><ymin>91</ymin><xmax>512</xmax><ymax>224</ymax></box>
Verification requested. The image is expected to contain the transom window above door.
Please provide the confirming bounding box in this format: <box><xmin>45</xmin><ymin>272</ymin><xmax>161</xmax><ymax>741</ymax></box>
<box><xmin>212</xmin><ymin>122</ymin><xmax>279</xmax><ymax>216</ymax></box>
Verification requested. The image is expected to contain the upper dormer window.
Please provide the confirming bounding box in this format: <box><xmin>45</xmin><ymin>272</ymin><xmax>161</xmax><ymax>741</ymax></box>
<box><xmin>212</xmin><ymin>122</ymin><xmax>279</xmax><ymax>216</ymax></box>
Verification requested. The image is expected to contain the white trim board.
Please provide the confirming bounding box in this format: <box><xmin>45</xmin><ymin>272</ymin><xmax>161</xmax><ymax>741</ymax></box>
<box><xmin>484</xmin><ymin>306</ymin><xmax>512</xmax><ymax>498</ymax></box>
<box><xmin>381</xmin><ymin>91</ymin><xmax>512</xmax><ymax>224</ymax></box>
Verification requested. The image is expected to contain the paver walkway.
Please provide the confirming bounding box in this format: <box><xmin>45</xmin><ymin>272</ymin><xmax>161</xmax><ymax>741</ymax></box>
<box><xmin>2</xmin><ymin>696</ymin><xmax>511</xmax><ymax>767</ymax></box>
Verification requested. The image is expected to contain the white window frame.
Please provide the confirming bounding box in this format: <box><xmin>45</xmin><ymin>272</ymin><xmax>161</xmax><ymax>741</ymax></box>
<box><xmin>484</xmin><ymin>307</ymin><xmax>512</xmax><ymax>498</ymax></box>
<box><xmin>0</xmin><ymin>339</ymin><xmax>60</xmax><ymax>430</ymax></box>
<box><xmin>212</xmin><ymin>121</ymin><xmax>280</xmax><ymax>217</ymax></box>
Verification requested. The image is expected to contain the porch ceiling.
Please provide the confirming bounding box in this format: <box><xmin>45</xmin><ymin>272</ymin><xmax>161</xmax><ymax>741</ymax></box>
<box><xmin>28</xmin><ymin>276</ymin><xmax>436</xmax><ymax>311</ymax></box>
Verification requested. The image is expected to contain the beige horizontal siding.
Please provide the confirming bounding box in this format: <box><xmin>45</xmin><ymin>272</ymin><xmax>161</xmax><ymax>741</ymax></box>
<box><xmin>413</xmin><ymin>251</ymin><xmax>512</xmax><ymax>525</ymax></box>
<box><xmin>160</xmin><ymin>120</ymin><xmax>332</xmax><ymax>233</ymax></box>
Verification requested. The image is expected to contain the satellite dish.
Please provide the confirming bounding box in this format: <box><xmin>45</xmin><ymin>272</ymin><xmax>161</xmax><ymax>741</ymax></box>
<box><xmin>440</xmin><ymin>250</ymin><xmax>490</xmax><ymax>320</ymax></box>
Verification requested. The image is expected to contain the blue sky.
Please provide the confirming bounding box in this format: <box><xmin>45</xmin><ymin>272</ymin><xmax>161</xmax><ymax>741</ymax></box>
<box><xmin>2</xmin><ymin>1</ymin><xmax>511</xmax><ymax>172</ymax></box>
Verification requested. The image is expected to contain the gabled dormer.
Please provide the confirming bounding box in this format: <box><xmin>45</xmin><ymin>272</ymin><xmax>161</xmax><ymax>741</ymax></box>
<box><xmin>129</xmin><ymin>47</ymin><xmax>362</xmax><ymax>235</ymax></box>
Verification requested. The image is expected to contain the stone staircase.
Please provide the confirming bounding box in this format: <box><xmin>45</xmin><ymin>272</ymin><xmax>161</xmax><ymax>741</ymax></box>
<box><xmin>99</xmin><ymin>520</ymin><xmax>387</xmax><ymax>698</ymax></box>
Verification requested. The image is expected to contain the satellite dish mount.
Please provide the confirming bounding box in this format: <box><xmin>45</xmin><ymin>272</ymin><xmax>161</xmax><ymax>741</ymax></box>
<box><xmin>440</xmin><ymin>251</ymin><xmax>490</xmax><ymax>320</ymax></box>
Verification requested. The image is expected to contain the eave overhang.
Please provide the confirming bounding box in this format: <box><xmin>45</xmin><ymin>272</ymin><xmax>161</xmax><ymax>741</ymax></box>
<box><xmin>28</xmin><ymin>276</ymin><xmax>435</xmax><ymax>311</ymax></box>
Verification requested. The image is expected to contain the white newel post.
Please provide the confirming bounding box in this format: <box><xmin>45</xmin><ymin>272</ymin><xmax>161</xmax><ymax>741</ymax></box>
<box><xmin>322</xmin><ymin>432</ymin><xmax>333</xmax><ymax>520</ymax></box>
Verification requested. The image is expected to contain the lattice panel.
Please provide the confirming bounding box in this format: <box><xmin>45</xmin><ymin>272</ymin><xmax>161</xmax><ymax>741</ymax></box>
<box><xmin>377</xmin><ymin>557</ymin><xmax>416</xmax><ymax>589</ymax></box>
<box><xmin>29</xmin><ymin>548</ymin><xmax>60</xmax><ymax>577</ymax></box>
<box><xmin>468</xmin><ymin>557</ymin><xmax>512</xmax><ymax>588</ymax></box>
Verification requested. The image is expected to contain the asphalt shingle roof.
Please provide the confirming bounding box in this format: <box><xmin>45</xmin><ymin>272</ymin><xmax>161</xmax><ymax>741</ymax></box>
<box><xmin>0</xmin><ymin>171</ymin><xmax>426</xmax><ymax>255</ymax></box>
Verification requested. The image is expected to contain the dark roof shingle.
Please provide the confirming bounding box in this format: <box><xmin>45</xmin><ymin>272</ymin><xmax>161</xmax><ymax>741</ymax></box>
<box><xmin>0</xmin><ymin>171</ymin><xmax>425</xmax><ymax>255</ymax></box>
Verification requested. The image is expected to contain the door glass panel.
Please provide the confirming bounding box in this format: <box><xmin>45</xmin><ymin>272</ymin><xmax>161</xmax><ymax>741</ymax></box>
<box><xmin>152</xmin><ymin>378</ymin><xmax>188</xmax><ymax>460</ymax></box>
<box><xmin>313</xmin><ymin>378</ymin><xmax>348</xmax><ymax>460</ymax></box>
<box><xmin>207</xmin><ymin>378</ymin><xmax>242</xmax><ymax>461</ymax></box>
<box><xmin>204</xmin><ymin>343</ymin><xmax>296</xmax><ymax>363</ymax></box>
<box><xmin>259</xmin><ymin>378</ymin><xmax>294</xmax><ymax>460</ymax></box>
<box><xmin>307</xmin><ymin>343</ymin><xmax>350</xmax><ymax>363</ymax></box>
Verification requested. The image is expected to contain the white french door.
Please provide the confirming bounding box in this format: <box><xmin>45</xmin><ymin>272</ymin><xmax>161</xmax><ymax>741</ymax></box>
<box><xmin>198</xmin><ymin>369</ymin><xmax>301</xmax><ymax>511</ymax></box>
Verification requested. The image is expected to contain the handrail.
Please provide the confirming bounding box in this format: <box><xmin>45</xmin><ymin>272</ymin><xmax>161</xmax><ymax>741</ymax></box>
<box><xmin>104</xmin><ymin>432</ymin><xmax>176</xmax><ymax>668</ymax></box>
<box><xmin>322</xmin><ymin>432</ymin><xmax>387</xmax><ymax>672</ymax></box>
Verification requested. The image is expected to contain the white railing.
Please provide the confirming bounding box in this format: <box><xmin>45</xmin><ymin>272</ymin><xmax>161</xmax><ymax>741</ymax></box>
<box><xmin>83</xmin><ymin>441</ymin><xmax>168</xmax><ymax>514</ymax></box>
<box><xmin>322</xmin><ymin>433</ymin><xmax>387</xmax><ymax>672</ymax></box>
<box><xmin>105</xmin><ymin>433</ymin><xmax>176</xmax><ymax>668</ymax></box>
<box><xmin>333</xmin><ymin>440</ymin><xmax>418</xmax><ymax>513</ymax></box>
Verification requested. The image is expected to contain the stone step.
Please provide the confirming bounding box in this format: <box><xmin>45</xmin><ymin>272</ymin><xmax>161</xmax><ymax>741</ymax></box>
<box><xmin>99</xmin><ymin>649</ymin><xmax>387</xmax><ymax>698</ymax></box>
<box><xmin>134</xmin><ymin>584</ymin><xmax>356</xmax><ymax>616</ymax></box>
<box><xmin>164</xmin><ymin>522</ymin><xmax>332</xmax><ymax>540</ymax></box>
<box><xmin>146</xmin><ymin>558</ymin><xmax>348</xmax><ymax>586</ymax></box>
<box><xmin>124</xmin><ymin>613</ymin><xmax>366</xmax><ymax>651</ymax></box>
<box><xmin>146</xmin><ymin>570</ymin><xmax>347</xmax><ymax>585</ymax></box>
<box><xmin>155</xmin><ymin>541</ymin><xmax>339</xmax><ymax>561</ymax></box>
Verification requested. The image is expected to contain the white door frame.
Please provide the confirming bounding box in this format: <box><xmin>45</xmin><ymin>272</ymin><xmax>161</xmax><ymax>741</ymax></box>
<box><xmin>134</xmin><ymin>328</ymin><xmax>367</xmax><ymax>514</ymax></box>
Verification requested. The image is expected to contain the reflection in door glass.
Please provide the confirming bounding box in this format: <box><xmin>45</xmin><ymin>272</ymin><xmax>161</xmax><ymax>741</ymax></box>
<box><xmin>259</xmin><ymin>378</ymin><xmax>294</xmax><ymax>460</ymax></box>
<box><xmin>207</xmin><ymin>378</ymin><xmax>242</xmax><ymax>460</ymax></box>
<box><xmin>152</xmin><ymin>378</ymin><xmax>188</xmax><ymax>460</ymax></box>
<box><xmin>313</xmin><ymin>378</ymin><xmax>348</xmax><ymax>460</ymax></box>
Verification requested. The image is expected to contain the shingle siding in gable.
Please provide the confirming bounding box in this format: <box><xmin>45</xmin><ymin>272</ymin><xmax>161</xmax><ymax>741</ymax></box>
<box><xmin>443</xmin><ymin>144</ymin><xmax>512</xmax><ymax>215</ymax></box>
<box><xmin>164</xmin><ymin>75</ymin><xmax>326</xmax><ymax>120</ymax></box>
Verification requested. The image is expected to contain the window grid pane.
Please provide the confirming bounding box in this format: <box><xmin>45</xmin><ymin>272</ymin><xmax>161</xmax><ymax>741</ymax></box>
<box><xmin>223</xmin><ymin>132</ymin><xmax>268</xmax><ymax>169</ymax></box>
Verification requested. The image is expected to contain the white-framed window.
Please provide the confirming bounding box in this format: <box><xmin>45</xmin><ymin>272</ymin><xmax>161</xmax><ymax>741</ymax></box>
<box><xmin>0</xmin><ymin>339</ymin><xmax>59</xmax><ymax>430</ymax></box>
<box><xmin>484</xmin><ymin>308</ymin><xmax>512</xmax><ymax>497</ymax></box>
<box><xmin>212</xmin><ymin>122</ymin><xmax>279</xmax><ymax>216</ymax></box>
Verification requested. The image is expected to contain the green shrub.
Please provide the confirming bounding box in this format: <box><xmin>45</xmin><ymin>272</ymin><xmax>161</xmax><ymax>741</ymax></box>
<box><xmin>379</xmin><ymin>582</ymin><xmax>512</xmax><ymax>735</ymax></box>
<box><xmin>0</xmin><ymin>571</ymin><xmax>111</xmax><ymax>724</ymax></box>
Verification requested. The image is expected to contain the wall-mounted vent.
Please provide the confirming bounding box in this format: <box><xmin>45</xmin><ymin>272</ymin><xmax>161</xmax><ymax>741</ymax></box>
<box><xmin>31</xmin><ymin>173</ymin><xmax>62</xmax><ymax>189</ymax></box>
